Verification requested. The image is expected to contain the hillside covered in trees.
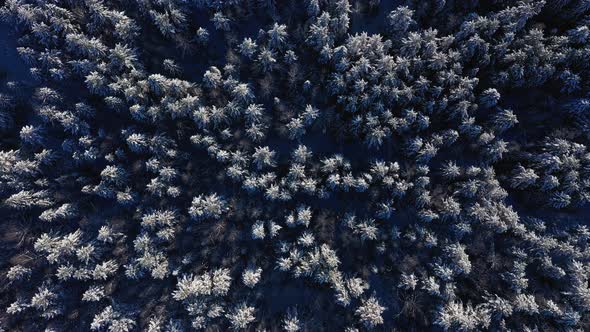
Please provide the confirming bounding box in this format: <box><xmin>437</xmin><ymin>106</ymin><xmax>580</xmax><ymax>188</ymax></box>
<box><xmin>2</xmin><ymin>0</ymin><xmax>590</xmax><ymax>331</ymax></box>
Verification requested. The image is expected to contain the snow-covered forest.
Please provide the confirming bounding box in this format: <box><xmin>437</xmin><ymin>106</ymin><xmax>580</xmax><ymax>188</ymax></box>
<box><xmin>1</xmin><ymin>0</ymin><xmax>590</xmax><ymax>330</ymax></box>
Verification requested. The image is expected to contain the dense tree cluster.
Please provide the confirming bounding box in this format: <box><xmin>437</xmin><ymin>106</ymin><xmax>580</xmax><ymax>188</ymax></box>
<box><xmin>1</xmin><ymin>0</ymin><xmax>590</xmax><ymax>330</ymax></box>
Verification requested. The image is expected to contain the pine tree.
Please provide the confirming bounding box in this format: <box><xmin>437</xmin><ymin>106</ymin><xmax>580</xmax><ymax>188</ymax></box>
<box><xmin>355</xmin><ymin>296</ymin><xmax>386</xmax><ymax>329</ymax></box>
<box><xmin>226</xmin><ymin>303</ymin><xmax>256</xmax><ymax>330</ymax></box>
<box><xmin>242</xmin><ymin>266</ymin><xmax>262</xmax><ymax>288</ymax></box>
